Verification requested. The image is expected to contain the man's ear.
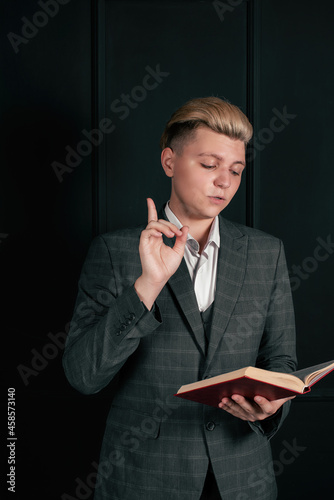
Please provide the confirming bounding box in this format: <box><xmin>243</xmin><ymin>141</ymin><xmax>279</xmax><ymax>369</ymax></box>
<box><xmin>161</xmin><ymin>147</ymin><xmax>175</xmax><ymax>178</ymax></box>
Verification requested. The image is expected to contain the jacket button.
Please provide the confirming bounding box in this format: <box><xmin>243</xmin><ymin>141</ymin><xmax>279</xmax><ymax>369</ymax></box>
<box><xmin>206</xmin><ymin>421</ymin><xmax>215</xmax><ymax>431</ymax></box>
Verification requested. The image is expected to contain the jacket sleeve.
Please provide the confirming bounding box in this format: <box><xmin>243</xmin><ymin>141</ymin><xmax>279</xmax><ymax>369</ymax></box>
<box><xmin>249</xmin><ymin>239</ymin><xmax>297</xmax><ymax>439</ymax></box>
<box><xmin>62</xmin><ymin>234</ymin><xmax>162</xmax><ymax>395</ymax></box>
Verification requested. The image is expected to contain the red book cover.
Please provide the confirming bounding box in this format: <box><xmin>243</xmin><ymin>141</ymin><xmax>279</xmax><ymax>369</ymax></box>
<box><xmin>174</xmin><ymin>361</ymin><xmax>334</xmax><ymax>408</ymax></box>
<box><xmin>174</xmin><ymin>375</ymin><xmax>309</xmax><ymax>408</ymax></box>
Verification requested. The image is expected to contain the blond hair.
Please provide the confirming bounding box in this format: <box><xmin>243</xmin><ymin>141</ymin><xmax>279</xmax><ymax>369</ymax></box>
<box><xmin>160</xmin><ymin>96</ymin><xmax>253</xmax><ymax>152</ymax></box>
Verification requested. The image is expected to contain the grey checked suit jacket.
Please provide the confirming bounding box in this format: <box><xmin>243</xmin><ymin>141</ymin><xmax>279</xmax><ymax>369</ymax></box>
<box><xmin>63</xmin><ymin>209</ymin><xmax>297</xmax><ymax>500</ymax></box>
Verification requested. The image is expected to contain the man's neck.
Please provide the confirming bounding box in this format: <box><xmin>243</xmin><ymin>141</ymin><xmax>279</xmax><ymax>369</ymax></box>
<box><xmin>167</xmin><ymin>202</ymin><xmax>215</xmax><ymax>254</ymax></box>
<box><xmin>192</xmin><ymin>222</ymin><xmax>214</xmax><ymax>254</ymax></box>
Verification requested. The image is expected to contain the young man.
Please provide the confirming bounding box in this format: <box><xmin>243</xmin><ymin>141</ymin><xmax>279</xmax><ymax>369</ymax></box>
<box><xmin>63</xmin><ymin>97</ymin><xmax>297</xmax><ymax>500</ymax></box>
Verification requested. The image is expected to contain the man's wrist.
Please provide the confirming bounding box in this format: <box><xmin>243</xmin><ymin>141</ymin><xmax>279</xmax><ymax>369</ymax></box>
<box><xmin>134</xmin><ymin>276</ymin><xmax>164</xmax><ymax>311</ymax></box>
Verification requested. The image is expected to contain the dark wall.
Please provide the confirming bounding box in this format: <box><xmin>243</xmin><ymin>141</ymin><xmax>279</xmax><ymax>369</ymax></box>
<box><xmin>1</xmin><ymin>2</ymin><xmax>95</xmax><ymax>499</ymax></box>
<box><xmin>100</xmin><ymin>0</ymin><xmax>248</xmax><ymax>231</ymax></box>
<box><xmin>1</xmin><ymin>1</ymin><xmax>333</xmax><ymax>499</ymax></box>
<box><xmin>256</xmin><ymin>1</ymin><xmax>334</xmax><ymax>370</ymax></box>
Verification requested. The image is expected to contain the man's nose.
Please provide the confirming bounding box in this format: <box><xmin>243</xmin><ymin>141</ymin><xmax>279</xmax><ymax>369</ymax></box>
<box><xmin>214</xmin><ymin>171</ymin><xmax>231</xmax><ymax>188</ymax></box>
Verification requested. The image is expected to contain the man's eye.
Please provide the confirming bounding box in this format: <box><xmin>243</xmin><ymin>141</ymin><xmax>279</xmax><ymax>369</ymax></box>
<box><xmin>231</xmin><ymin>170</ymin><xmax>240</xmax><ymax>176</ymax></box>
<box><xmin>201</xmin><ymin>163</ymin><xmax>215</xmax><ymax>169</ymax></box>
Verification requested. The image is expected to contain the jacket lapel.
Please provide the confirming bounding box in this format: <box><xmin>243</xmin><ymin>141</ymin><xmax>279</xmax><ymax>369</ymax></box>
<box><xmin>158</xmin><ymin>206</ymin><xmax>248</xmax><ymax>363</ymax></box>
<box><xmin>204</xmin><ymin>216</ymin><xmax>248</xmax><ymax>372</ymax></box>
<box><xmin>167</xmin><ymin>257</ymin><xmax>206</xmax><ymax>357</ymax></box>
<box><xmin>159</xmin><ymin>206</ymin><xmax>206</xmax><ymax>357</ymax></box>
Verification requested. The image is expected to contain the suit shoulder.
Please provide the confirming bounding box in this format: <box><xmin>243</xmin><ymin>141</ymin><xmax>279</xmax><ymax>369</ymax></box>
<box><xmin>101</xmin><ymin>225</ymin><xmax>144</xmax><ymax>242</ymax></box>
<box><xmin>221</xmin><ymin>217</ymin><xmax>282</xmax><ymax>248</ymax></box>
<box><xmin>89</xmin><ymin>225</ymin><xmax>144</xmax><ymax>254</ymax></box>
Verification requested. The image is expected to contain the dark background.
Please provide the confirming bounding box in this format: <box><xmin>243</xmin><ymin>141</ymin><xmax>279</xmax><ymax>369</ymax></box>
<box><xmin>1</xmin><ymin>1</ymin><xmax>333</xmax><ymax>498</ymax></box>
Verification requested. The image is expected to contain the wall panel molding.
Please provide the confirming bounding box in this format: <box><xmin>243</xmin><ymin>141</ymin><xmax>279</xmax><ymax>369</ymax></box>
<box><xmin>246</xmin><ymin>0</ymin><xmax>261</xmax><ymax>228</ymax></box>
<box><xmin>92</xmin><ymin>0</ymin><xmax>107</xmax><ymax>236</ymax></box>
<box><xmin>92</xmin><ymin>0</ymin><xmax>249</xmax><ymax>233</ymax></box>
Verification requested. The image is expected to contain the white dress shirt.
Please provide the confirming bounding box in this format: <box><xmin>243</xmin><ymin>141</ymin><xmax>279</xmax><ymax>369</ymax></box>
<box><xmin>165</xmin><ymin>202</ymin><xmax>220</xmax><ymax>312</ymax></box>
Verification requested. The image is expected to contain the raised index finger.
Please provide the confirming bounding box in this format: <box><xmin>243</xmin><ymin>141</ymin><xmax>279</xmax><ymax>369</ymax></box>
<box><xmin>147</xmin><ymin>198</ymin><xmax>158</xmax><ymax>223</ymax></box>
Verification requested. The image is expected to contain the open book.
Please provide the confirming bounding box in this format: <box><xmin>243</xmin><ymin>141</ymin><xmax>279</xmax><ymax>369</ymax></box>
<box><xmin>174</xmin><ymin>360</ymin><xmax>334</xmax><ymax>407</ymax></box>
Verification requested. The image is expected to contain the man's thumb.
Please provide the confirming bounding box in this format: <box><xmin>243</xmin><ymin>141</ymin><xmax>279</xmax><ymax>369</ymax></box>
<box><xmin>173</xmin><ymin>226</ymin><xmax>188</xmax><ymax>255</ymax></box>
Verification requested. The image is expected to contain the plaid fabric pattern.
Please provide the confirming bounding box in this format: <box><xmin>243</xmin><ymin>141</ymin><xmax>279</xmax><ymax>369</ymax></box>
<box><xmin>63</xmin><ymin>211</ymin><xmax>297</xmax><ymax>500</ymax></box>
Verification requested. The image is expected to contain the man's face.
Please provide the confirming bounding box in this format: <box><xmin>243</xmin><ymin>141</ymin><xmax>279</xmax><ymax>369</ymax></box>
<box><xmin>162</xmin><ymin>126</ymin><xmax>246</xmax><ymax>224</ymax></box>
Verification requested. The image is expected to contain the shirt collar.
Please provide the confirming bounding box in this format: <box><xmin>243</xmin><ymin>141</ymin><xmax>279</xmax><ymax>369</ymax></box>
<box><xmin>164</xmin><ymin>202</ymin><xmax>220</xmax><ymax>251</ymax></box>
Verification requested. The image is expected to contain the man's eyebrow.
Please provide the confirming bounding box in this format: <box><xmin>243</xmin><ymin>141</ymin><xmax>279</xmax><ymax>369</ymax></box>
<box><xmin>197</xmin><ymin>152</ymin><xmax>246</xmax><ymax>167</ymax></box>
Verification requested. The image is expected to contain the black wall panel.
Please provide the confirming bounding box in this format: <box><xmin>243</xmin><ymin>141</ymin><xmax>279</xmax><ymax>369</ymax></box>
<box><xmin>1</xmin><ymin>2</ymin><xmax>95</xmax><ymax>499</ymax></box>
<box><xmin>255</xmin><ymin>0</ymin><xmax>334</xmax><ymax>370</ymax></box>
<box><xmin>97</xmin><ymin>0</ymin><xmax>248</xmax><ymax>233</ymax></box>
<box><xmin>252</xmin><ymin>1</ymin><xmax>334</xmax><ymax>496</ymax></box>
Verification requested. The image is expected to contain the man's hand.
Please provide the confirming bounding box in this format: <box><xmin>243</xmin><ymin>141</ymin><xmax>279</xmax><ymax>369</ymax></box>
<box><xmin>135</xmin><ymin>198</ymin><xmax>188</xmax><ymax>310</ymax></box>
<box><xmin>218</xmin><ymin>394</ymin><xmax>296</xmax><ymax>422</ymax></box>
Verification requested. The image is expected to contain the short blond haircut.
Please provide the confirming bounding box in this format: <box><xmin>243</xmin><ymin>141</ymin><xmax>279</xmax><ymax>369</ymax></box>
<box><xmin>160</xmin><ymin>96</ymin><xmax>253</xmax><ymax>152</ymax></box>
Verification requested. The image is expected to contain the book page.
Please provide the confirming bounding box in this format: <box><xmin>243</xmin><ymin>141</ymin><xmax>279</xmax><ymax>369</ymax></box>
<box><xmin>177</xmin><ymin>366</ymin><xmax>304</xmax><ymax>395</ymax></box>
<box><xmin>292</xmin><ymin>360</ymin><xmax>334</xmax><ymax>386</ymax></box>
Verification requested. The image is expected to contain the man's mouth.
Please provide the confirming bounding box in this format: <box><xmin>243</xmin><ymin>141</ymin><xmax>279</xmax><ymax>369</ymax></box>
<box><xmin>208</xmin><ymin>196</ymin><xmax>226</xmax><ymax>203</ymax></box>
